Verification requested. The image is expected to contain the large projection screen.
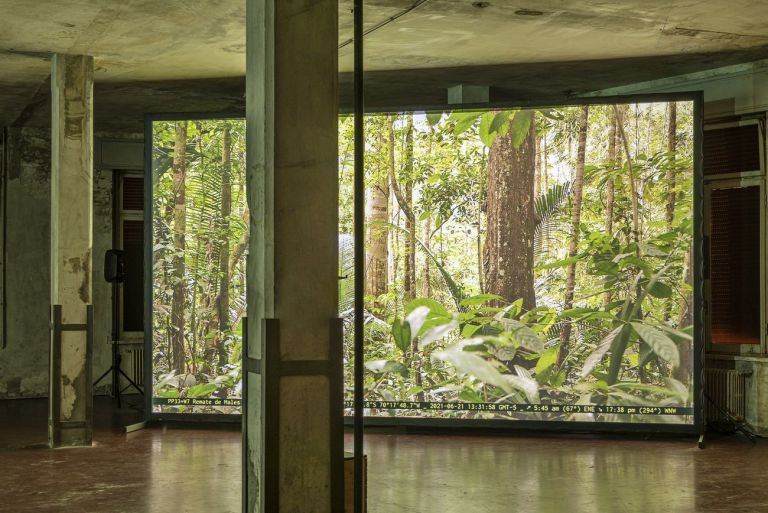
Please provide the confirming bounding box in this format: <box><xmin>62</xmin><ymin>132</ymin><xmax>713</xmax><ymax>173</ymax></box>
<box><xmin>145</xmin><ymin>114</ymin><xmax>246</xmax><ymax>420</ymax></box>
<box><xmin>342</xmin><ymin>95</ymin><xmax>702</xmax><ymax>431</ymax></box>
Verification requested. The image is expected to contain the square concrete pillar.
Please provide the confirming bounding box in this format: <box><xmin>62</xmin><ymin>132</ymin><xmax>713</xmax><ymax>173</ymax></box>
<box><xmin>244</xmin><ymin>0</ymin><xmax>341</xmax><ymax>512</ymax></box>
<box><xmin>49</xmin><ymin>54</ymin><xmax>94</xmax><ymax>448</ymax></box>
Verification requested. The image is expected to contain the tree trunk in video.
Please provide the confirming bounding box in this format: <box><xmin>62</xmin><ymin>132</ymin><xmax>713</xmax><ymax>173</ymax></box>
<box><xmin>216</xmin><ymin>122</ymin><xmax>232</xmax><ymax>370</ymax></box>
<box><xmin>484</xmin><ymin>112</ymin><xmax>536</xmax><ymax>310</ymax></box>
<box><xmin>230</xmin><ymin>208</ymin><xmax>249</xmax><ymax>277</ymax></box>
<box><xmin>558</xmin><ymin>105</ymin><xmax>589</xmax><ymax>368</ymax></box>
<box><xmin>420</xmin><ymin>126</ymin><xmax>433</xmax><ymax>299</ymax></box>
<box><xmin>603</xmin><ymin>111</ymin><xmax>617</xmax><ymax>307</ymax></box>
<box><xmin>170</xmin><ymin>121</ymin><xmax>188</xmax><ymax>375</ymax></box>
<box><xmin>666</xmin><ymin>102</ymin><xmax>677</xmax><ymax>231</ymax></box>
<box><xmin>366</xmin><ymin>129</ymin><xmax>390</xmax><ymax>298</ymax></box>
<box><xmin>389</xmin><ymin>115</ymin><xmax>417</xmax><ymax>302</ymax></box>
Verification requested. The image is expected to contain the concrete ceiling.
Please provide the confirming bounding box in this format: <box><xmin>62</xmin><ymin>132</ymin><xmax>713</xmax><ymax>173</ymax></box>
<box><xmin>339</xmin><ymin>0</ymin><xmax>768</xmax><ymax>70</ymax></box>
<box><xmin>2</xmin><ymin>0</ymin><xmax>768</xmax><ymax>127</ymax></box>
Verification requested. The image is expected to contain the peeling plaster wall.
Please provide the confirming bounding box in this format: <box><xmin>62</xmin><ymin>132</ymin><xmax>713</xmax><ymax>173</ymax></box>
<box><xmin>0</xmin><ymin>127</ymin><xmax>53</xmax><ymax>398</ymax></box>
<box><xmin>0</xmin><ymin>127</ymin><xmax>122</xmax><ymax>399</ymax></box>
<box><xmin>92</xmin><ymin>137</ymin><xmax>114</xmax><ymax>396</ymax></box>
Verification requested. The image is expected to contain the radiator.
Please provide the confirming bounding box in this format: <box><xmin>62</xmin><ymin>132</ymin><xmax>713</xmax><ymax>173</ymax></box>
<box><xmin>705</xmin><ymin>368</ymin><xmax>748</xmax><ymax>423</ymax></box>
<box><xmin>123</xmin><ymin>345</ymin><xmax>144</xmax><ymax>388</ymax></box>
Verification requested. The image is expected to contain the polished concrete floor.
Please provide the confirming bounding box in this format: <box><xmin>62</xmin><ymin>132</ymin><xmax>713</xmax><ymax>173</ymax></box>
<box><xmin>2</xmin><ymin>398</ymin><xmax>767</xmax><ymax>513</ymax></box>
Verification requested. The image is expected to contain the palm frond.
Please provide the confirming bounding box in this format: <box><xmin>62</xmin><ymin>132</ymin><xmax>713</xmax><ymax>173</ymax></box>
<box><xmin>534</xmin><ymin>181</ymin><xmax>571</xmax><ymax>260</ymax></box>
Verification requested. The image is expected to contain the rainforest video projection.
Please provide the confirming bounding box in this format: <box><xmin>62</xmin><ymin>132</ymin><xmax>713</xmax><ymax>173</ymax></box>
<box><xmin>150</xmin><ymin>117</ymin><xmax>246</xmax><ymax>415</ymax></box>
<box><xmin>147</xmin><ymin>99</ymin><xmax>698</xmax><ymax>425</ymax></box>
<box><xmin>341</xmin><ymin>99</ymin><xmax>699</xmax><ymax>426</ymax></box>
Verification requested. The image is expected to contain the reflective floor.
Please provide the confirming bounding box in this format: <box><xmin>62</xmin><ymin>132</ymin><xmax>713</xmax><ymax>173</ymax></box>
<box><xmin>364</xmin><ymin>431</ymin><xmax>762</xmax><ymax>513</ymax></box>
<box><xmin>0</xmin><ymin>398</ymin><xmax>240</xmax><ymax>513</ymax></box>
<box><xmin>1</xmin><ymin>398</ymin><xmax>766</xmax><ymax>513</ymax></box>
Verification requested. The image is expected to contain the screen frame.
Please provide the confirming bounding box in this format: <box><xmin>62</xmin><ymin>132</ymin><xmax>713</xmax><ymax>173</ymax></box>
<box><xmin>144</xmin><ymin>111</ymin><xmax>245</xmax><ymax>424</ymax></box>
<box><xmin>344</xmin><ymin>91</ymin><xmax>705</xmax><ymax>435</ymax></box>
<box><xmin>142</xmin><ymin>91</ymin><xmax>704</xmax><ymax>435</ymax></box>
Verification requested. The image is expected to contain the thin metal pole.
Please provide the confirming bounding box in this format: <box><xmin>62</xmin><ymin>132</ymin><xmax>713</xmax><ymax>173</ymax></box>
<box><xmin>353</xmin><ymin>0</ymin><xmax>365</xmax><ymax>510</ymax></box>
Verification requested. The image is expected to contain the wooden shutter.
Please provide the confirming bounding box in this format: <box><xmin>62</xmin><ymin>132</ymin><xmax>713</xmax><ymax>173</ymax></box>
<box><xmin>709</xmin><ymin>186</ymin><xmax>761</xmax><ymax>344</ymax></box>
<box><xmin>704</xmin><ymin>124</ymin><xmax>761</xmax><ymax>176</ymax></box>
<box><xmin>121</xmin><ymin>174</ymin><xmax>144</xmax><ymax>333</ymax></box>
<box><xmin>122</xmin><ymin>176</ymin><xmax>144</xmax><ymax>211</ymax></box>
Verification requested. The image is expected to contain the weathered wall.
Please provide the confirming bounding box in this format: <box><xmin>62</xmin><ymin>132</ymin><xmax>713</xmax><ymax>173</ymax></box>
<box><xmin>0</xmin><ymin>127</ymin><xmax>125</xmax><ymax>399</ymax></box>
<box><xmin>734</xmin><ymin>359</ymin><xmax>768</xmax><ymax>435</ymax></box>
<box><xmin>0</xmin><ymin>74</ymin><xmax>243</xmax><ymax>400</ymax></box>
<box><xmin>590</xmin><ymin>59</ymin><xmax>768</xmax><ymax>119</ymax></box>
<box><xmin>0</xmin><ymin>127</ymin><xmax>53</xmax><ymax>397</ymax></box>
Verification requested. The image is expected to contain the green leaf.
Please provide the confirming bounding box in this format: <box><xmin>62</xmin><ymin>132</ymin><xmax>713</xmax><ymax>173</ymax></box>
<box><xmin>646</xmin><ymin>281</ymin><xmax>673</xmax><ymax>299</ymax></box>
<box><xmin>365</xmin><ymin>360</ymin><xmax>409</xmax><ymax>378</ymax></box>
<box><xmin>405</xmin><ymin>306</ymin><xmax>430</xmax><ymax>339</ymax></box>
<box><xmin>580</xmin><ymin>326</ymin><xmax>622</xmax><ymax>378</ymax></box>
<box><xmin>419</xmin><ymin>318</ymin><xmax>458</xmax><ymax>350</ymax></box>
<box><xmin>405</xmin><ymin>299</ymin><xmax>454</xmax><ymax>339</ymax></box>
<box><xmin>631</xmin><ymin>322</ymin><xmax>680</xmax><ymax>368</ymax></box>
<box><xmin>391</xmin><ymin>318</ymin><xmax>412</xmax><ymax>353</ymax></box>
<box><xmin>434</xmin><ymin>346</ymin><xmax>513</xmax><ymax>394</ymax></box>
<box><xmin>593</xmin><ymin>260</ymin><xmax>619</xmax><ymax>276</ymax></box>
<box><xmin>550</xmin><ymin>369</ymin><xmax>566</xmax><ymax>387</ymax></box>
<box><xmin>451</xmin><ymin>111</ymin><xmax>482</xmax><ymax>136</ymax></box>
<box><xmin>607</xmin><ymin>323</ymin><xmax>634</xmax><ymax>385</ymax></box>
<box><xmin>405</xmin><ymin>298</ymin><xmax>449</xmax><ymax>318</ymax></box>
<box><xmin>502</xmin><ymin>298</ymin><xmax>524</xmax><ymax>318</ymax></box>
<box><xmin>157</xmin><ymin>387</ymin><xmax>180</xmax><ymax>399</ymax></box>
<box><xmin>490</xmin><ymin>110</ymin><xmax>513</xmax><ymax>135</ymax></box>
<box><xmin>495</xmin><ymin>317</ymin><xmax>545</xmax><ymax>353</ymax></box>
<box><xmin>406</xmin><ymin>386</ymin><xmax>424</xmax><ymax>398</ymax></box>
<box><xmin>507</xmin><ymin>365</ymin><xmax>541</xmax><ymax>403</ymax></box>
<box><xmin>426</xmin><ymin>112</ymin><xmax>443</xmax><ymax>126</ymax></box>
<box><xmin>459</xmin><ymin>388</ymin><xmax>483</xmax><ymax>403</ymax></box>
<box><xmin>509</xmin><ymin>110</ymin><xmax>533</xmax><ymax>148</ymax></box>
<box><xmin>638</xmin><ymin>341</ymin><xmax>655</xmax><ymax>368</ymax></box>
<box><xmin>461</xmin><ymin>324</ymin><xmax>482</xmax><ymax>338</ymax></box>
<box><xmin>460</xmin><ymin>294</ymin><xmax>503</xmax><ymax>307</ymax></box>
<box><xmin>657</xmin><ymin>324</ymin><xmax>694</xmax><ymax>341</ymax></box>
<box><xmin>534</xmin><ymin>181</ymin><xmax>571</xmax><ymax>234</ymax></box>
<box><xmin>535</xmin><ymin>346</ymin><xmax>558</xmax><ymax>376</ymax></box>
<box><xmin>186</xmin><ymin>383</ymin><xmax>217</xmax><ymax>398</ymax></box>
<box><xmin>539</xmin><ymin>255</ymin><xmax>581</xmax><ymax>270</ymax></box>
<box><xmin>478</xmin><ymin>112</ymin><xmax>497</xmax><ymax>146</ymax></box>
<box><xmin>610</xmin><ymin>381</ymin><xmax>687</xmax><ymax>401</ymax></box>
<box><xmin>639</xmin><ymin>243</ymin><xmax>668</xmax><ymax>257</ymax></box>
<box><xmin>559</xmin><ymin>308</ymin><xmax>616</xmax><ymax>321</ymax></box>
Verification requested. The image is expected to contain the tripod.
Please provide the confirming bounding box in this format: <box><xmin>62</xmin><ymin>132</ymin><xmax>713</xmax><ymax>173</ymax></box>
<box><xmin>94</xmin><ymin>273</ymin><xmax>144</xmax><ymax>408</ymax></box>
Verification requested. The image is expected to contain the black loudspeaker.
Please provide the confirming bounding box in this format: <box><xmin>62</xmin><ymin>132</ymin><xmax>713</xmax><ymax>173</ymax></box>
<box><xmin>104</xmin><ymin>249</ymin><xmax>126</xmax><ymax>283</ymax></box>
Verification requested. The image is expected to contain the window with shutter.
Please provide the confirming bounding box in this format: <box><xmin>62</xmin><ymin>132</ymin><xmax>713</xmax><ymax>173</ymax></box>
<box><xmin>119</xmin><ymin>174</ymin><xmax>145</xmax><ymax>335</ymax></box>
<box><xmin>704</xmin><ymin>124</ymin><xmax>762</xmax><ymax>176</ymax></box>
<box><xmin>709</xmin><ymin>186</ymin><xmax>761</xmax><ymax>345</ymax></box>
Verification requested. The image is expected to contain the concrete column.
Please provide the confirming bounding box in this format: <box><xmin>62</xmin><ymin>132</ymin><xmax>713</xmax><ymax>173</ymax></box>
<box><xmin>245</xmin><ymin>0</ymin><xmax>339</xmax><ymax>511</ymax></box>
<box><xmin>49</xmin><ymin>54</ymin><xmax>94</xmax><ymax>448</ymax></box>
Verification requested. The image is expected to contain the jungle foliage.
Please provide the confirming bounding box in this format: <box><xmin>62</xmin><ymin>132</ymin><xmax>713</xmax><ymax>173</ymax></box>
<box><xmin>340</xmin><ymin>103</ymin><xmax>695</xmax><ymax>423</ymax></box>
<box><xmin>148</xmin><ymin>103</ymin><xmax>695</xmax><ymax>424</ymax></box>
<box><xmin>152</xmin><ymin>119</ymin><xmax>247</xmax><ymax>414</ymax></box>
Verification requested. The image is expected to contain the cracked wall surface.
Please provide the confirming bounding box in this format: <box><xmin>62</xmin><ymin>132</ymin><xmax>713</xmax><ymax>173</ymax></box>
<box><xmin>0</xmin><ymin>126</ymin><xmax>127</xmax><ymax>400</ymax></box>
